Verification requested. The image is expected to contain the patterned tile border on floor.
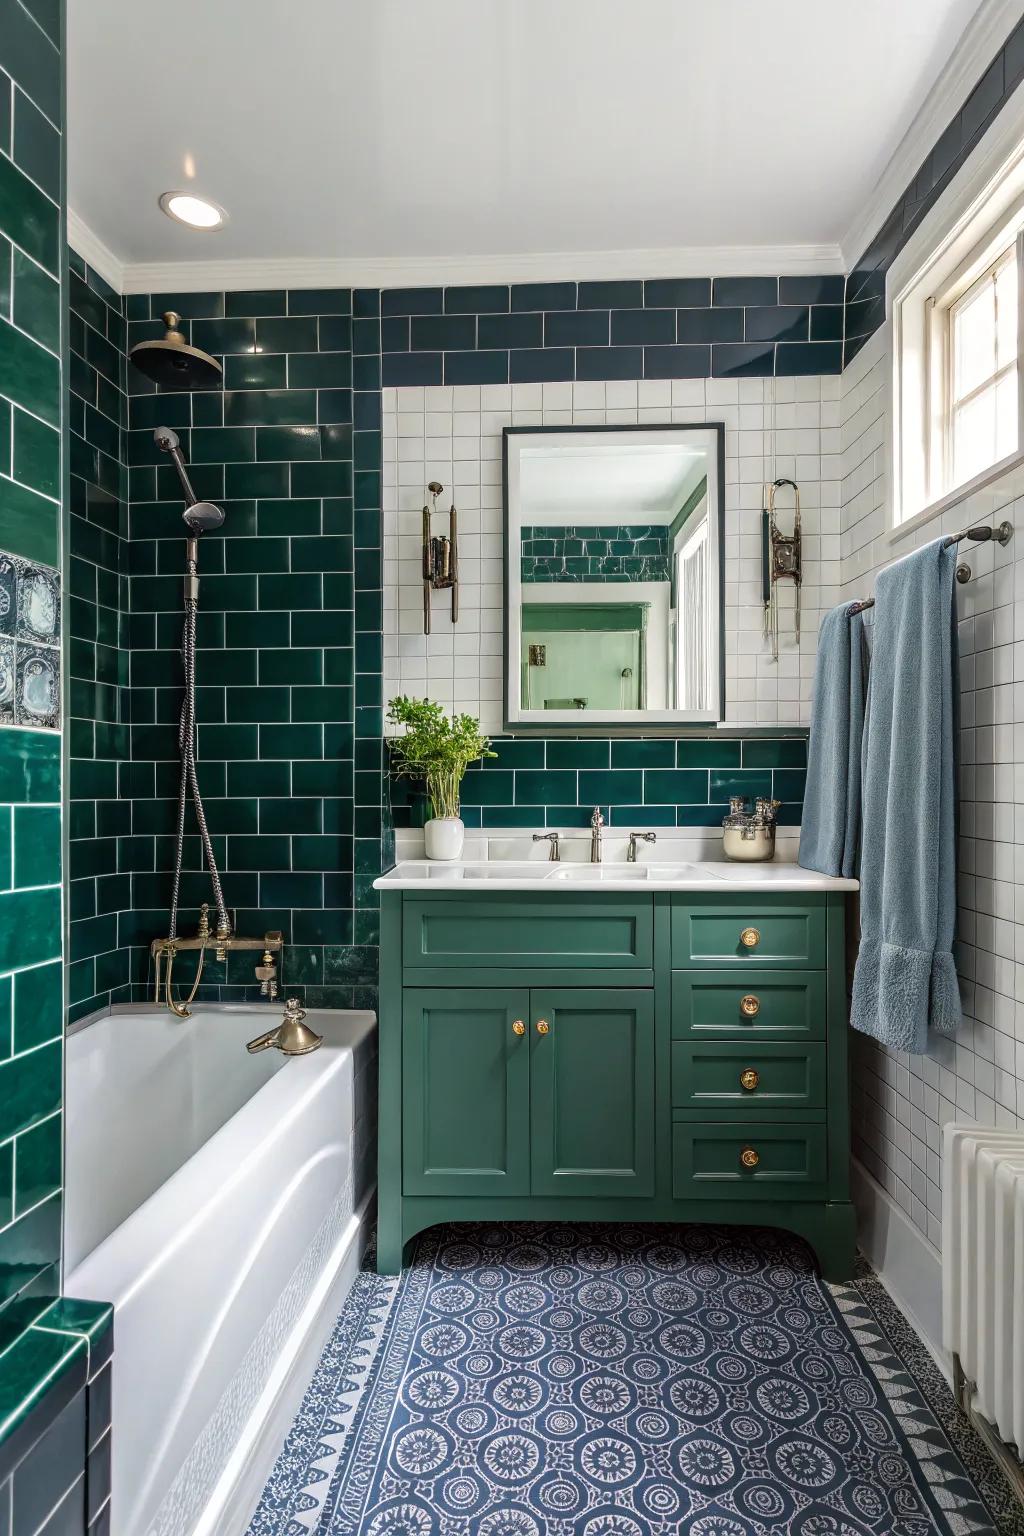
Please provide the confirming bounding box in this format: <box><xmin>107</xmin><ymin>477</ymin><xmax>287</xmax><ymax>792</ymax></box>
<box><xmin>245</xmin><ymin>1228</ymin><xmax>1024</xmax><ymax>1536</ymax></box>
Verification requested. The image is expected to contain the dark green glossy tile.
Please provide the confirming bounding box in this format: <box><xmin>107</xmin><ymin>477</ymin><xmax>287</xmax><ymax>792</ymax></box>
<box><xmin>258</xmin><ymin>572</ymin><xmax>322</xmax><ymax>610</ymax></box>
<box><xmin>709</xmin><ymin>769</ymin><xmax>773</xmax><ymax>801</ymax></box>
<box><xmin>256</xmin><ymin>316</ymin><xmax>317</xmax><ymax>352</ymax></box>
<box><xmin>223</xmin><ymin>536</ymin><xmax>289</xmax><ymax>574</ymax></box>
<box><xmin>741</xmin><ymin>738</ymin><xmax>807</xmax><ymax>767</ymax></box>
<box><xmin>610</xmin><ymin>739</ymin><xmax>673</xmax><ymax>768</ymax></box>
<box><xmin>260</xmin><ymin>723</ymin><xmax>322</xmax><ymax>759</ymax></box>
<box><xmin>643</xmin><ymin>769</ymin><xmax>709</xmax><ymax>804</ymax></box>
<box><xmin>12</xmin><ymin>407</ymin><xmax>58</xmax><ymax>499</ymax></box>
<box><xmin>13</xmin><ymin>1113</ymin><xmax>60</xmax><ymax>1215</ymax></box>
<box><xmin>223</xmin><ymin>353</ymin><xmax>287</xmax><ymax>391</ymax></box>
<box><xmin>13</xmin><ymin>807</ymin><xmax>59</xmax><ymax>888</ymax></box>
<box><xmin>12</xmin><ymin>87</ymin><xmax>59</xmax><ymax>200</ymax></box>
<box><xmin>258</xmin><ymin>798</ymin><xmax>322</xmax><ymax>833</ymax></box>
<box><xmin>292</xmin><ymin>686</ymin><xmax>350</xmax><ymax>722</ymax></box>
<box><xmin>578</xmin><ymin>769</ymin><xmax>643</xmax><ymax>804</ymax></box>
<box><xmin>225</xmin><ymin>289</ymin><xmax>287</xmax><ymax>317</ymax></box>
<box><xmin>606</xmin><ymin>803</ymin><xmax>678</xmax><ymax>827</ymax></box>
<box><xmin>256</xmin><ymin>498</ymin><xmax>322</xmax><ymax>536</ymax></box>
<box><xmin>0</xmin><ymin>1039</ymin><xmax>60</xmax><ymax>1138</ymax></box>
<box><xmin>544</xmin><ymin>740</ymin><xmax>610</xmax><ymax>769</ymax></box>
<box><xmin>291</xmin><ymin>461</ymin><xmax>352</xmax><ymax>498</ymax></box>
<box><xmin>0</xmin><ymin>314</ymin><xmax>59</xmax><ymax>425</ymax></box>
<box><xmin>0</xmin><ymin>1314</ymin><xmax>84</xmax><ymax>1436</ymax></box>
<box><xmin>773</xmin><ymin>768</ymin><xmax>807</xmax><ymax>800</ymax></box>
<box><xmin>225</xmin><ymin>461</ymin><xmax>289</xmax><ymax>499</ymax></box>
<box><xmin>292</xmin><ymin>535</ymin><xmax>351</xmax><ymax>571</ymax></box>
<box><xmin>510</xmin><ymin>770</ymin><xmax>577</xmax><ymax>806</ymax></box>
<box><xmin>677</xmin><ymin>740</ymin><xmax>741</xmax><ymax>767</ymax></box>
<box><xmin>224</xmin><ymin>388</ymin><xmax>316</xmax><ymax>427</ymax></box>
<box><xmin>256</xmin><ymin>425</ymin><xmax>321</xmax><ymax>461</ymax></box>
<box><xmin>259</xmin><ymin>649</ymin><xmax>323</xmax><ymax>685</ymax></box>
<box><xmin>0</xmin><ymin>122</ymin><xmax>58</xmax><ymax>274</ymax></box>
<box><xmin>190</xmin><ymin>316</ymin><xmax>256</xmax><ymax>354</ymax></box>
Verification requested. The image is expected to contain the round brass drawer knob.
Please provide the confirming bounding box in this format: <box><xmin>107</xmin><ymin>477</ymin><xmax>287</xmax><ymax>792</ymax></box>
<box><xmin>740</xmin><ymin>1146</ymin><xmax>760</xmax><ymax>1168</ymax></box>
<box><xmin>740</xmin><ymin>994</ymin><xmax>760</xmax><ymax>1017</ymax></box>
<box><xmin>512</xmin><ymin>1020</ymin><xmax>525</xmax><ymax>1036</ymax></box>
<box><xmin>740</xmin><ymin>1068</ymin><xmax>760</xmax><ymax>1091</ymax></box>
<box><xmin>536</xmin><ymin>1019</ymin><xmax>550</xmax><ymax>1035</ymax></box>
<box><xmin>740</xmin><ymin>927</ymin><xmax>761</xmax><ymax>949</ymax></box>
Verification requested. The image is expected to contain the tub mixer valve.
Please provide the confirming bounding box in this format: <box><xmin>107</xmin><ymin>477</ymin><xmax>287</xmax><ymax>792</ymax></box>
<box><xmin>256</xmin><ymin>948</ymin><xmax>279</xmax><ymax>999</ymax></box>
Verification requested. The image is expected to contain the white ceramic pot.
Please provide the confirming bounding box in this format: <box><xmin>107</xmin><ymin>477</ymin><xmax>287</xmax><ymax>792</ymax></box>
<box><xmin>424</xmin><ymin>816</ymin><xmax>465</xmax><ymax>860</ymax></box>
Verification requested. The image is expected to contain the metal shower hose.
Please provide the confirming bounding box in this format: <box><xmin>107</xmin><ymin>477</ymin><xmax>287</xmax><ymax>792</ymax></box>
<box><xmin>167</xmin><ymin>552</ymin><xmax>229</xmax><ymax>941</ymax></box>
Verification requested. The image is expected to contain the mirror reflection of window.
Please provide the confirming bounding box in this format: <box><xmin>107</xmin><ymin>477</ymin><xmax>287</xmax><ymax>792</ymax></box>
<box><xmin>505</xmin><ymin>427</ymin><xmax>723</xmax><ymax>727</ymax></box>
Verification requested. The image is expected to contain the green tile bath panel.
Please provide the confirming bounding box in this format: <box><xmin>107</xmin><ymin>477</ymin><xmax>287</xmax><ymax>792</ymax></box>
<box><xmin>402</xmin><ymin>895</ymin><xmax>654</xmax><ymax>971</ymax></box>
<box><xmin>530</xmin><ymin>990</ymin><xmax>655</xmax><ymax>1197</ymax></box>
<box><xmin>671</xmin><ymin>1039</ymin><xmax>827</xmax><ymax>1113</ymax></box>
<box><xmin>402</xmin><ymin>988</ymin><xmax>531</xmax><ymax>1196</ymax></box>
<box><xmin>671</xmin><ymin>893</ymin><xmax>827</xmax><ymax>968</ymax></box>
<box><xmin>671</xmin><ymin>970</ymin><xmax>827</xmax><ymax>1039</ymax></box>
<box><xmin>671</xmin><ymin>1121</ymin><xmax>828</xmax><ymax>1200</ymax></box>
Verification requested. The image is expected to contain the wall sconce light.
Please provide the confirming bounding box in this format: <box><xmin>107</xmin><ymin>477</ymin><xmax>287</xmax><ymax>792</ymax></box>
<box><xmin>761</xmin><ymin>477</ymin><xmax>801</xmax><ymax>662</ymax></box>
<box><xmin>421</xmin><ymin>481</ymin><xmax>458</xmax><ymax>634</ymax></box>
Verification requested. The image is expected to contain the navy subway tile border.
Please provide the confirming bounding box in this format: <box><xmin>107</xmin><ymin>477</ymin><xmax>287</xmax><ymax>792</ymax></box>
<box><xmin>380</xmin><ymin>277</ymin><xmax>844</xmax><ymax>386</ymax></box>
<box><xmin>844</xmin><ymin>14</ymin><xmax>1024</xmax><ymax>365</ymax></box>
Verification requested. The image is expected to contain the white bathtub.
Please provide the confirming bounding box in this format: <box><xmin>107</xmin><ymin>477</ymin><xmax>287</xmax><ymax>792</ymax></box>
<box><xmin>65</xmin><ymin>1004</ymin><xmax>377</xmax><ymax>1536</ymax></box>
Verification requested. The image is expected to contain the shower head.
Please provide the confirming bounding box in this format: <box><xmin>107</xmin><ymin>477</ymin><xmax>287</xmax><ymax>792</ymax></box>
<box><xmin>154</xmin><ymin>427</ymin><xmax>226</xmax><ymax>534</ymax></box>
<box><xmin>130</xmin><ymin>311</ymin><xmax>223</xmax><ymax>390</ymax></box>
<box><xmin>183</xmin><ymin>502</ymin><xmax>225</xmax><ymax>533</ymax></box>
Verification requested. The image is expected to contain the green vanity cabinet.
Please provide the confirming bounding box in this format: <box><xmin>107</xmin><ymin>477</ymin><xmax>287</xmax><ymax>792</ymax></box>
<box><xmin>378</xmin><ymin>886</ymin><xmax>855</xmax><ymax>1281</ymax></box>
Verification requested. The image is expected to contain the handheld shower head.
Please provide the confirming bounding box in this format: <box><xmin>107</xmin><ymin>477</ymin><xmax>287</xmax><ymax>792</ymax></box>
<box><xmin>154</xmin><ymin>427</ymin><xmax>225</xmax><ymax>533</ymax></box>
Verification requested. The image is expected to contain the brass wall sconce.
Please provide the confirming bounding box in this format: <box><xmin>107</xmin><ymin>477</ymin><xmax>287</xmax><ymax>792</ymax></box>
<box><xmin>761</xmin><ymin>476</ymin><xmax>801</xmax><ymax>662</ymax></box>
<box><xmin>422</xmin><ymin>481</ymin><xmax>458</xmax><ymax>634</ymax></box>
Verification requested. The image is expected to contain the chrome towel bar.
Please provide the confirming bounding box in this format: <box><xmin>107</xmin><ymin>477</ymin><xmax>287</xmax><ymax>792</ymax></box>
<box><xmin>845</xmin><ymin>521</ymin><xmax>1012</xmax><ymax>615</ymax></box>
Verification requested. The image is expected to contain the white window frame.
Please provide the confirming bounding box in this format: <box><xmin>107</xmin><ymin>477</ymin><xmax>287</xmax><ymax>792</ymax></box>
<box><xmin>924</xmin><ymin>212</ymin><xmax>1024</xmax><ymax>504</ymax></box>
<box><xmin>891</xmin><ymin>111</ymin><xmax>1024</xmax><ymax>532</ymax></box>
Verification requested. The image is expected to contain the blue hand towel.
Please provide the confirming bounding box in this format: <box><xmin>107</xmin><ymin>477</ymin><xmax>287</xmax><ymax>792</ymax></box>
<box><xmin>850</xmin><ymin>537</ymin><xmax>961</xmax><ymax>1051</ymax></box>
<box><xmin>799</xmin><ymin>604</ymin><xmax>867</xmax><ymax>878</ymax></box>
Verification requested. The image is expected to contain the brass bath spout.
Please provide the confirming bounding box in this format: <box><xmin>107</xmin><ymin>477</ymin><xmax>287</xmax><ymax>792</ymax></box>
<box><xmin>246</xmin><ymin>998</ymin><xmax>323</xmax><ymax>1056</ymax></box>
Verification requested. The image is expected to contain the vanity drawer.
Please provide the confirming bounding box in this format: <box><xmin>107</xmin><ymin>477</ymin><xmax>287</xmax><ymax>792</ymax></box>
<box><xmin>402</xmin><ymin>895</ymin><xmax>653</xmax><ymax>973</ymax></box>
<box><xmin>671</xmin><ymin>895</ymin><xmax>827</xmax><ymax>969</ymax></box>
<box><xmin>672</xmin><ymin>1121</ymin><xmax>828</xmax><ymax>1201</ymax></box>
<box><xmin>672</xmin><ymin>1040</ymin><xmax>826</xmax><ymax>1114</ymax></box>
<box><xmin>672</xmin><ymin>971</ymin><xmax>826</xmax><ymax>1039</ymax></box>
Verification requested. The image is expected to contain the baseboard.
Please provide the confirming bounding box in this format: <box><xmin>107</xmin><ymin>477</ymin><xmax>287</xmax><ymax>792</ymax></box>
<box><xmin>851</xmin><ymin>1158</ymin><xmax>948</xmax><ymax>1380</ymax></box>
<box><xmin>196</xmin><ymin>1187</ymin><xmax>376</xmax><ymax>1536</ymax></box>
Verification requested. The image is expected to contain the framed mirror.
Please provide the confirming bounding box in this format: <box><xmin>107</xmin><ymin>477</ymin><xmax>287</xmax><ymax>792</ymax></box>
<box><xmin>503</xmin><ymin>424</ymin><xmax>725</xmax><ymax>731</ymax></box>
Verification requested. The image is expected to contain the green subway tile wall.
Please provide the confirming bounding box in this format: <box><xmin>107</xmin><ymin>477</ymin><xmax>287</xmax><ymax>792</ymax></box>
<box><xmin>66</xmin><ymin>251</ymin><xmax>129</xmax><ymax>1023</ymax></box>
<box><xmin>0</xmin><ymin>0</ymin><xmax>65</xmax><ymax>1366</ymax></box>
<box><xmin>389</xmin><ymin>733</ymin><xmax>806</xmax><ymax>829</ymax></box>
<box><xmin>520</xmin><ymin>525</ymin><xmax>671</xmax><ymax>583</ymax></box>
<box><xmin>121</xmin><ymin>286</ymin><xmax>384</xmax><ymax>1008</ymax></box>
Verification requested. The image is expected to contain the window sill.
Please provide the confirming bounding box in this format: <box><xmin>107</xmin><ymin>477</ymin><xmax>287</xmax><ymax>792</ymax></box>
<box><xmin>890</xmin><ymin>448</ymin><xmax>1024</xmax><ymax>544</ymax></box>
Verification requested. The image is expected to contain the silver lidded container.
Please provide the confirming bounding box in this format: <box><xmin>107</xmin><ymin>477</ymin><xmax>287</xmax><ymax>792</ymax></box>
<box><xmin>722</xmin><ymin>795</ymin><xmax>781</xmax><ymax>862</ymax></box>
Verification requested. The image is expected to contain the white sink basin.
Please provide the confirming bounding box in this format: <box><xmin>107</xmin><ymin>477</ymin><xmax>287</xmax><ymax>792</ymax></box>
<box><xmin>548</xmin><ymin>863</ymin><xmax>706</xmax><ymax>881</ymax></box>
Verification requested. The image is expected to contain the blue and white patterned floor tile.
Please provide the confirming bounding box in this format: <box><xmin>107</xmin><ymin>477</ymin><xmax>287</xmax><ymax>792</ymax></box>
<box><xmin>246</xmin><ymin>1224</ymin><xmax>1023</xmax><ymax>1536</ymax></box>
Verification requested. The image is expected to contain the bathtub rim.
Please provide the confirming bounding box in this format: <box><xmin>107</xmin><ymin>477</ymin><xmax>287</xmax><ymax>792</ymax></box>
<box><xmin>67</xmin><ymin>998</ymin><xmax>321</xmax><ymax>1037</ymax></box>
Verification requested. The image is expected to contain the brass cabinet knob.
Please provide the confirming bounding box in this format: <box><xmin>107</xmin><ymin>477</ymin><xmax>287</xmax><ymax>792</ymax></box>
<box><xmin>740</xmin><ymin>1146</ymin><xmax>760</xmax><ymax>1168</ymax></box>
<box><xmin>512</xmin><ymin>1020</ymin><xmax>525</xmax><ymax>1036</ymax></box>
<box><xmin>740</xmin><ymin>927</ymin><xmax>760</xmax><ymax>949</ymax></box>
<box><xmin>536</xmin><ymin>1019</ymin><xmax>550</xmax><ymax>1035</ymax></box>
<box><xmin>740</xmin><ymin>1068</ymin><xmax>759</xmax><ymax>1091</ymax></box>
<box><xmin>740</xmin><ymin>993</ymin><xmax>760</xmax><ymax>1017</ymax></box>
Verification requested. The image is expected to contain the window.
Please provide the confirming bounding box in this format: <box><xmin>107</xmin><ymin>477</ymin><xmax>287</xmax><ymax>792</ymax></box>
<box><xmin>893</xmin><ymin>126</ymin><xmax>1024</xmax><ymax>527</ymax></box>
<box><xmin>929</xmin><ymin>230</ymin><xmax>1023</xmax><ymax>500</ymax></box>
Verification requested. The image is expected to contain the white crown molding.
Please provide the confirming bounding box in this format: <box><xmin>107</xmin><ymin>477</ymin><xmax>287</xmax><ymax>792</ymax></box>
<box><xmin>66</xmin><ymin>208</ymin><xmax>125</xmax><ymax>293</ymax></box>
<box><xmin>65</xmin><ymin>218</ymin><xmax>843</xmax><ymax>296</ymax></box>
<box><xmin>841</xmin><ymin>0</ymin><xmax>1024</xmax><ymax>270</ymax></box>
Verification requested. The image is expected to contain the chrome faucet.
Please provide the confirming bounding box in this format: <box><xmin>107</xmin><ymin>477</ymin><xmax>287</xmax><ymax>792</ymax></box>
<box><xmin>590</xmin><ymin>807</ymin><xmax>604</xmax><ymax>863</ymax></box>
<box><xmin>628</xmin><ymin>832</ymin><xmax>656</xmax><ymax>863</ymax></box>
<box><xmin>533</xmin><ymin>832</ymin><xmax>560</xmax><ymax>862</ymax></box>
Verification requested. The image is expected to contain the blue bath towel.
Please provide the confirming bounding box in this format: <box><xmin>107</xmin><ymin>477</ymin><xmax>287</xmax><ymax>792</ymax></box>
<box><xmin>850</xmin><ymin>538</ymin><xmax>961</xmax><ymax>1051</ymax></box>
<box><xmin>799</xmin><ymin>604</ymin><xmax>867</xmax><ymax>878</ymax></box>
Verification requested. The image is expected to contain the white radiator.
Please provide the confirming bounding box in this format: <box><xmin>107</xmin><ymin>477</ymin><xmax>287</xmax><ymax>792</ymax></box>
<box><xmin>943</xmin><ymin>1124</ymin><xmax>1024</xmax><ymax>1458</ymax></box>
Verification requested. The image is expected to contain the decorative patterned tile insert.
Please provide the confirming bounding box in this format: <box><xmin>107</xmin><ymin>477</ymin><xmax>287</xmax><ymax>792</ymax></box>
<box><xmin>123</xmin><ymin>285</ymin><xmax>382</xmax><ymax>1010</ymax></box>
<box><xmin>389</xmin><ymin>732</ymin><xmax>806</xmax><ymax>829</ymax></box>
<box><xmin>844</xmin><ymin>14</ymin><xmax>1024</xmax><ymax>365</ymax></box>
<box><xmin>0</xmin><ymin>552</ymin><xmax>60</xmax><ymax>726</ymax></box>
<box><xmin>382</xmin><ymin>276</ymin><xmax>845</xmax><ymax>386</ymax></box>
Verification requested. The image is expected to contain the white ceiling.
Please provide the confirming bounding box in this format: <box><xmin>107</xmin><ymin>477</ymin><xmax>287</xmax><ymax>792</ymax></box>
<box><xmin>68</xmin><ymin>0</ymin><xmax>987</xmax><ymax>281</ymax></box>
<box><xmin>520</xmin><ymin>442</ymin><xmax>706</xmax><ymax>524</ymax></box>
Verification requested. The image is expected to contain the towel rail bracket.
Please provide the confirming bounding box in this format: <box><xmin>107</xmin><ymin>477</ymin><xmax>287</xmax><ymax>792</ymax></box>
<box><xmin>846</xmin><ymin>521</ymin><xmax>1013</xmax><ymax>615</ymax></box>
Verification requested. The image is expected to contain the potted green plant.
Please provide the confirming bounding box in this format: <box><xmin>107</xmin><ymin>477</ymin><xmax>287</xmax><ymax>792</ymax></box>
<box><xmin>386</xmin><ymin>696</ymin><xmax>496</xmax><ymax>859</ymax></box>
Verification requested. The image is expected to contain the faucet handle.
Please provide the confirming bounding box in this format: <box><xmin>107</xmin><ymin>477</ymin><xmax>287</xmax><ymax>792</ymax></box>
<box><xmin>628</xmin><ymin>831</ymin><xmax>656</xmax><ymax>862</ymax></box>
<box><xmin>532</xmin><ymin>832</ymin><xmax>560</xmax><ymax>862</ymax></box>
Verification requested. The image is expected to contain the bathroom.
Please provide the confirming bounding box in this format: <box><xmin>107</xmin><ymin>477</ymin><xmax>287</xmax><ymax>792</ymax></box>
<box><xmin>2</xmin><ymin>0</ymin><xmax>1024</xmax><ymax>1531</ymax></box>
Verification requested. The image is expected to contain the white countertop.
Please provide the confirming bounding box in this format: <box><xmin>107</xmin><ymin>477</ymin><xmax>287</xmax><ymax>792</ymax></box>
<box><xmin>374</xmin><ymin>859</ymin><xmax>857</xmax><ymax>892</ymax></box>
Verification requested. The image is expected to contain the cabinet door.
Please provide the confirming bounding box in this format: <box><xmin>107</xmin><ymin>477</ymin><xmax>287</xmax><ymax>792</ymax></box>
<box><xmin>530</xmin><ymin>990</ymin><xmax>655</xmax><ymax>1197</ymax></box>
<box><xmin>403</xmin><ymin>988</ymin><xmax>530</xmax><ymax>1195</ymax></box>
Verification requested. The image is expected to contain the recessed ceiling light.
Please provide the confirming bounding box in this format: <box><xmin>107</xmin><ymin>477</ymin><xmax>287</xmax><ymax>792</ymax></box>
<box><xmin>159</xmin><ymin>191</ymin><xmax>227</xmax><ymax>231</ymax></box>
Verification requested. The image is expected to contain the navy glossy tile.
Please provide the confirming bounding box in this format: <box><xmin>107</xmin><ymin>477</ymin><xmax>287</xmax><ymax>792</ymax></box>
<box><xmin>411</xmin><ymin>314</ymin><xmax>476</xmax><ymax>351</ymax></box>
<box><xmin>511</xmin><ymin>282</ymin><xmax>576</xmax><ymax>312</ymax></box>
<box><xmin>477</xmin><ymin>312</ymin><xmax>543</xmax><ymax>350</ymax></box>
<box><xmin>509</xmin><ymin>348</ymin><xmax>573</xmax><ymax>383</ymax></box>
<box><xmin>643</xmin><ymin>345</ymin><xmax>710</xmax><ymax>379</ymax></box>
<box><xmin>575</xmin><ymin>346</ymin><xmax>643</xmax><ymax>381</ymax></box>
<box><xmin>712</xmin><ymin>276</ymin><xmax>777</xmax><ymax>307</ymax></box>
<box><xmin>443</xmin><ymin>285</ymin><xmax>509</xmax><ymax>313</ymax></box>
<box><xmin>380</xmin><ymin>287</ymin><xmax>443</xmax><ymax>316</ymax></box>
<box><xmin>382</xmin><ymin>352</ymin><xmax>443</xmax><ymax>387</ymax></box>
<box><xmin>610</xmin><ymin>309</ymin><xmax>674</xmax><ymax>345</ymax></box>
<box><xmin>711</xmin><ymin>342</ymin><xmax>774</xmax><ymax>378</ymax></box>
<box><xmin>444</xmin><ymin>350</ymin><xmax>508</xmax><ymax>385</ymax></box>
<box><xmin>745</xmin><ymin>306</ymin><xmax>809</xmax><ymax>343</ymax></box>
<box><xmin>644</xmin><ymin>278</ymin><xmax>711</xmax><ymax>308</ymax></box>
<box><xmin>578</xmin><ymin>280</ymin><xmax>643</xmax><ymax>309</ymax></box>
<box><xmin>677</xmin><ymin>308</ymin><xmax>743</xmax><ymax>343</ymax></box>
<box><xmin>544</xmin><ymin>310</ymin><xmax>609</xmax><ymax>347</ymax></box>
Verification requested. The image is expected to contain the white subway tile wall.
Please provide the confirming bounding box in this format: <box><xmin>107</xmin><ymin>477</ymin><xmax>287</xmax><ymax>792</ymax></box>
<box><xmin>841</xmin><ymin>324</ymin><xmax>1024</xmax><ymax>1253</ymax></box>
<box><xmin>382</xmin><ymin>377</ymin><xmax>841</xmax><ymax>733</ymax></box>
